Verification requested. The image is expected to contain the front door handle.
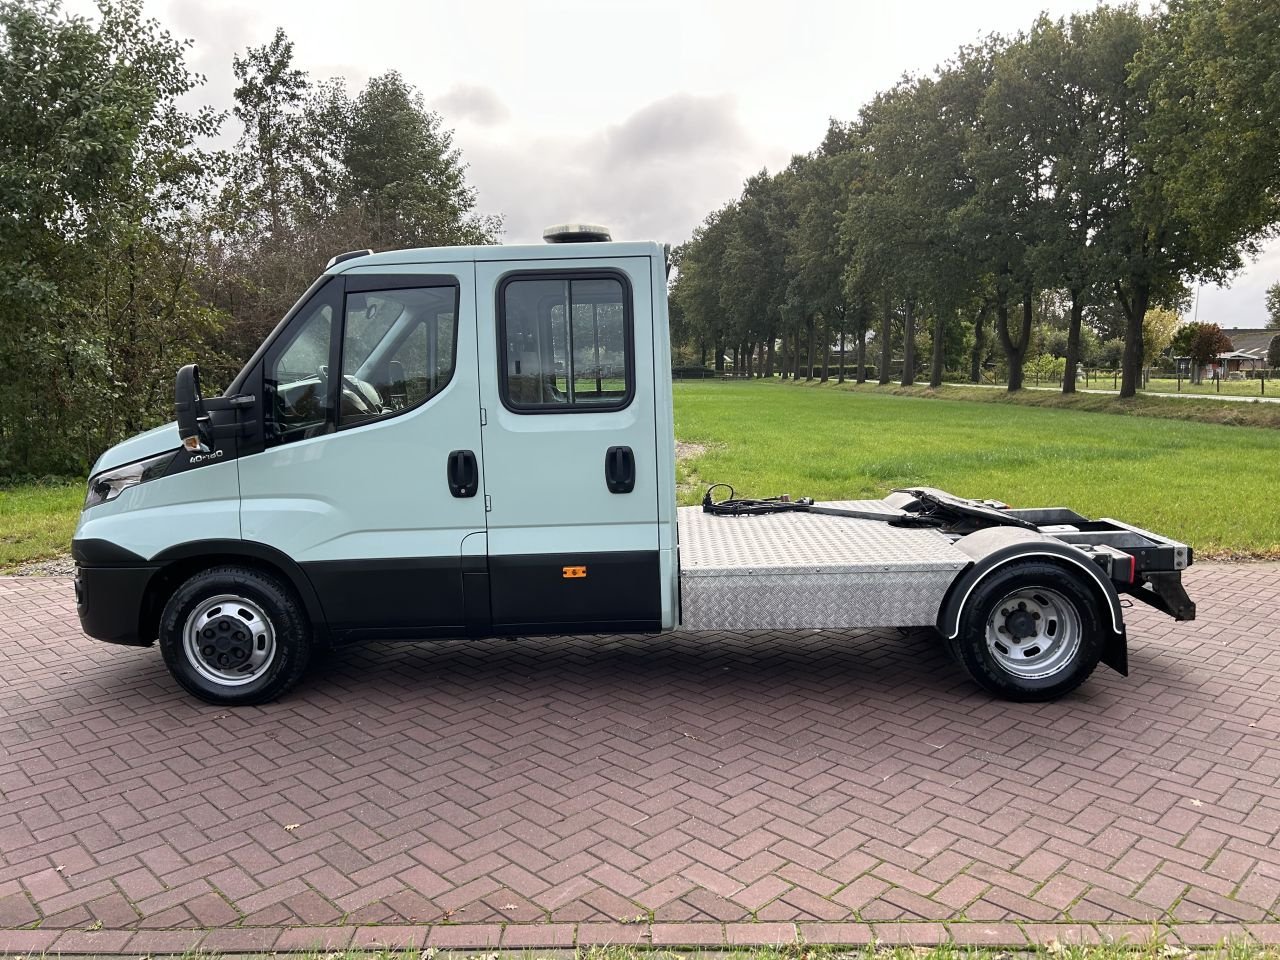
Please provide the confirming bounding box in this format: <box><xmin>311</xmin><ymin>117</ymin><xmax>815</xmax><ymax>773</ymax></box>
<box><xmin>447</xmin><ymin>449</ymin><xmax>479</xmax><ymax>498</ymax></box>
<box><xmin>605</xmin><ymin>445</ymin><xmax>635</xmax><ymax>494</ymax></box>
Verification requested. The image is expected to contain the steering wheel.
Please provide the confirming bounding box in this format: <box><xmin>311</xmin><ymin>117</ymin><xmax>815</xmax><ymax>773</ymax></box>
<box><xmin>318</xmin><ymin>365</ymin><xmax>387</xmax><ymax>418</ymax></box>
<box><xmin>341</xmin><ymin>374</ymin><xmax>386</xmax><ymax>416</ymax></box>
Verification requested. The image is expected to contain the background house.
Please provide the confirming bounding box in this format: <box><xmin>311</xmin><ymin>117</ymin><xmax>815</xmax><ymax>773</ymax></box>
<box><xmin>1175</xmin><ymin>327</ymin><xmax>1279</xmax><ymax>378</ymax></box>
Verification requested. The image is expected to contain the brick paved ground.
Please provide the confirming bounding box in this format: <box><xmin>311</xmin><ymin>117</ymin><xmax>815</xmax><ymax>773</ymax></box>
<box><xmin>1</xmin><ymin>563</ymin><xmax>1278</xmax><ymax>954</ymax></box>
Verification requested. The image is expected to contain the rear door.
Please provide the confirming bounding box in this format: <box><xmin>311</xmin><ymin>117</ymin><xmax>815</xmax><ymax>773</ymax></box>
<box><xmin>238</xmin><ymin>264</ymin><xmax>488</xmax><ymax>637</ymax></box>
<box><xmin>475</xmin><ymin>256</ymin><xmax>661</xmax><ymax>633</ymax></box>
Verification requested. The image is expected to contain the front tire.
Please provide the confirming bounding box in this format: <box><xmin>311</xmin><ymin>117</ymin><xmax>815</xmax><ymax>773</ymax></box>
<box><xmin>159</xmin><ymin>565</ymin><xmax>312</xmax><ymax>705</ymax></box>
<box><xmin>951</xmin><ymin>561</ymin><xmax>1105</xmax><ymax>702</ymax></box>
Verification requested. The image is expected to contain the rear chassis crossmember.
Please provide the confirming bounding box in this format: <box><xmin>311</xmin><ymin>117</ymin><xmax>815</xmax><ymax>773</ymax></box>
<box><xmin>874</xmin><ymin>488</ymin><xmax>1195</xmax><ymax>621</ymax></box>
<box><xmin>993</xmin><ymin>503</ymin><xmax>1196</xmax><ymax>622</ymax></box>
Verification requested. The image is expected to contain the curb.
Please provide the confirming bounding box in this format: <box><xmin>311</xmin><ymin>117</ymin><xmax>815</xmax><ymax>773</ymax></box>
<box><xmin>2</xmin><ymin>922</ymin><xmax>1277</xmax><ymax>955</ymax></box>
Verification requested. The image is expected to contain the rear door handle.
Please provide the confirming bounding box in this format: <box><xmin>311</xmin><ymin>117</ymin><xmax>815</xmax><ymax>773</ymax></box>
<box><xmin>447</xmin><ymin>449</ymin><xmax>478</xmax><ymax>497</ymax></box>
<box><xmin>605</xmin><ymin>445</ymin><xmax>635</xmax><ymax>494</ymax></box>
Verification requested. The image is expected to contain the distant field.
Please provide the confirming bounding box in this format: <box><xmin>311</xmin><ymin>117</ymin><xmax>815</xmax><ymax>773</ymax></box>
<box><xmin>674</xmin><ymin>380</ymin><xmax>1280</xmax><ymax>558</ymax></box>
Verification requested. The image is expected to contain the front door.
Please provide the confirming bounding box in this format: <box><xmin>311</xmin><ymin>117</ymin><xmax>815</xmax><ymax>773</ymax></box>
<box><xmin>475</xmin><ymin>256</ymin><xmax>661</xmax><ymax>633</ymax></box>
<box><xmin>238</xmin><ymin>264</ymin><xmax>488</xmax><ymax>638</ymax></box>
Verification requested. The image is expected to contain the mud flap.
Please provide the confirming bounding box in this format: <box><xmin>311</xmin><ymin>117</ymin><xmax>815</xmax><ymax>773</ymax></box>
<box><xmin>1101</xmin><ymin>626</ymin><xmax>1128</xmax><ymax>676</ymax></box>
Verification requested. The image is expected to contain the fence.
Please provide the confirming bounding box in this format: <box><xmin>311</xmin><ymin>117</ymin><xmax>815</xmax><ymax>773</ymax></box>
<box><xmin>672</xmin><ymin>365</ymin><xmax>878</xmax><ymax>381</ymax></box>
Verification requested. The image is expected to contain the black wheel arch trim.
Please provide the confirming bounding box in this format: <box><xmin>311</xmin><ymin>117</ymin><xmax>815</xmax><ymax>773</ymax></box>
<box><xmin>937</xmin><ymin>543</ymin><xmax>1127</xmax><ymax>676</ymax></box>
<box><xmin>150</xmin><ymin>540</ymin><xmax>329</xmax><ymax>632</ymax></box>
<box><xmin>73</xmin><ymin>538</ymin><xmax>147</xmax><ymax>565</ymax></box>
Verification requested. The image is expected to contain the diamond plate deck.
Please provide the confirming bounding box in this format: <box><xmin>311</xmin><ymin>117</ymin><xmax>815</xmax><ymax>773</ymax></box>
<box><xmin>677</xmin><ymin>501</ymin><xmax>970</xmax><ymax>630</ymax></box>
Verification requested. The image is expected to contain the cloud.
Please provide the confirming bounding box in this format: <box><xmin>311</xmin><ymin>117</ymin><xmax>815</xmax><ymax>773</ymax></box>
<box><xmin>1198</xmin><ymin>237</ymin><xmax>1280</xmax><ymax>328</ymax></box>
<box><xmin>434</xmin><ymin>84</ymin><xmax>510</xmax><ymax>127</ymax></box>
<box><xmin>164</xmin><ymin>0</ymin><xmax>260</xmax><ymax>124</ymax></box>
<box><xmin>600</xmin><ymin>94</ymin><xmax>750</xmax><ymax>165</ymax></box>
<box><xmin>461</xmin><ymin>93</ymin><xmax>777</xmax><ymax>245</ymax></box>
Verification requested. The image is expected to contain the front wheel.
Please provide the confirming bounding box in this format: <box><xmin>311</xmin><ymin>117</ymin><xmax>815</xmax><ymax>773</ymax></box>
<box><xmin>158</xmin><ymin>565</ymin><xmax>312</xmax><ymax>705</ymax></box>
<box><xmin>951</xmin><ymin>561</ymin><xmax>1105</xmax><ymax>701</ymax></box>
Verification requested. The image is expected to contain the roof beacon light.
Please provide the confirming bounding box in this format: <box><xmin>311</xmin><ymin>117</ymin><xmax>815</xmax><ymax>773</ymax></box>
<box><xmin>543</xmin><ymin>223</ymin><xmax>611</xmax><ymax>244</ymax></box>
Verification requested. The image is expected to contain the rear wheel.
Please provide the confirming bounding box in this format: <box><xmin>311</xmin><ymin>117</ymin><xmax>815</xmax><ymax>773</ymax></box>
<box><xmin>159</xmin><ymin>565</ymin><xmax>312</xmax><ymax>705</ymax></box>
<box><xmin>952</xmin><ymin>561</ymin><xmax>1104</xmax><ymax>701</ymax></box>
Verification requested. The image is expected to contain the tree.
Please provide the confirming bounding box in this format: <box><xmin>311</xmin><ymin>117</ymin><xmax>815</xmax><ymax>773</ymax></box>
<box><xmin>731</xmin><ymin>169</ymin><xmax>792</xmax><ymax>378</ymax></box>
<box><xmin>1267</xmin><ymin>282</ymin><xmax>1280</xmax><ymax>330</ymax></box>
<box><xmin>1006</xmin><ymin>11</ymin><xmax>1133</xmax><ymax>395</ymax></box>
<box><xmin>845</xmin><ymin>69</ymin><xmax>979</xmax><ymax>389</ymax></box>
<box><xmin>214</xmin><ymin>44</ymin><xmax>502</xmax><ymax>365</ymax></box>
<box><xmin>1142</xmin><ymin>307</ymin><xmax>1182</xmax><ymax>364</ymax></box>
<box><xmin>959</xmin><ymin>32</ymin><xmax>1049</xmax><ymax>393</ymax></box>
<box><xmin>1138</xmin><ymin>0</ymin><xmax>1280</xmax><ymax>286</ymax></box>
<box><xmin>670</xmin><ymin>205</ymin><xmax>737</xmax><ymax>373</ymax></box>
<box><xmin>901</xmin><ymin>61</ymin><xmax>985</xmax><ymax>389</ymax></box>
<box><xmin>214</xmin><ymin>27</ymin><xmax>325</xmax><ymax>363</ymax></box>
<box><xmin>1178</xmin><ymin>322</ymin><xmax>1233</xmax><ymax>383</ymax></box>
<box><xmin>227</xmin><ymin>27</ymin><xmax>308</xmax><ymax>241</ymax></box>
<box><xmin>340</xmin><ymin>71</ymin><xmax>501</xmax><ymax>250</ymax></box>
<box><xmin>785</xmin><ymin>140</ymin><xmax>857</xmax><ymax>383</ymax></box>
<box><xmin>1107</xmin><ymin>0</ymin><xmax>1280</xmax><ymax>397</ymax></box>
<box><xmin>0</xmin><ymin>0</ymin><xmax>224</xmax><ymax>473</ymax></box>
<box><xmin>1268</xmin><ymin>335</ymin><xmax>1280</xmax><ymax>370</ymax></box>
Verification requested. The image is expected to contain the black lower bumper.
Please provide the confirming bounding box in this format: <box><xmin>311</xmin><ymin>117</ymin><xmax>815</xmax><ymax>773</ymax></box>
<box><xmin>74</xmin><ymin>565</ymin><xmax>156</xmax><ymax>646</ymax></box>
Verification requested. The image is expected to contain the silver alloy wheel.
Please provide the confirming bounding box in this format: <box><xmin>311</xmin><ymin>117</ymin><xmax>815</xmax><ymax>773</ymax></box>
<box><xmin>984</xmin><ymin>586</ymin><xmax>1082</xmax><ymax>680</ymax></box>
<box><xmin>182</xmin><ymin>593</ymin><xmax>277</xmax><ymax>686</ymax></box>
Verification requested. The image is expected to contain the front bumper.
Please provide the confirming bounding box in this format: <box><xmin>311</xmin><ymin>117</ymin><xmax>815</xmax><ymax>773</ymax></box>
<box><xmin>74</xmin><ymin>565</ymin><xmax>156</xmax><ymax>647</ymax></box>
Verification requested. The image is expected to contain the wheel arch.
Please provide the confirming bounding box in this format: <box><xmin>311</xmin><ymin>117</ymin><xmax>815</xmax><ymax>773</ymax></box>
<box><xmin>937</xmin><ymin>529</ymin><xmax>1127</xmax><ymax>676</ymax></box>
<box><xmin>141</xmin><ymin>540</ymin><xmax>329</xmax><ymax>647</ymax></box>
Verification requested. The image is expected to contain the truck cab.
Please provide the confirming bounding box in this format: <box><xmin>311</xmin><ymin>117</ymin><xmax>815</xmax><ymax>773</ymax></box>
<box><xmin>76</xmin><ymin>232</ymin><xmax>679</xmax><ymax>700</ymax></box>
<box><xmin>74</xmin><ymin>230</ymin><xmax>1195</xmax><ymax>706</ymax></box>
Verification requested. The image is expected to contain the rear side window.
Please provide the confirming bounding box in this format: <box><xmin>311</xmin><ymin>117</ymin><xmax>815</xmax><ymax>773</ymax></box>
<box><xmin>500</xmin><ymin>272</ymin><xmax>632</xmax><ymax>412</ymax></box>
<box><xmin>338</xmin><ymin>283</ymin><xmax>458</xmax><ymax>428</ymax></box>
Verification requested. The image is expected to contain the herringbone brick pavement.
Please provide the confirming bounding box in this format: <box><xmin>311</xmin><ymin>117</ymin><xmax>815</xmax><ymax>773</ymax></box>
<box><xmin>1</xmin><ymin>563</ymin><xmax>1278</xmax><ymax>953</ymax></box>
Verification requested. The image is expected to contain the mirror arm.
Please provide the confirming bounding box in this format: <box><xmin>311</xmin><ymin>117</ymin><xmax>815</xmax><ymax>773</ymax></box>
<box><xmin>202</xmin><ymin>394</ymin><xmax>256</xmax><ymax>411</ymax></box>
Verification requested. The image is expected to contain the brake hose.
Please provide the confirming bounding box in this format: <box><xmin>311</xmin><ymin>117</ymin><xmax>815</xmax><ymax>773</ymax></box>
<box><xmin>700</xmin><ymin>483</ymin><xmax>945</xmax><ymax>528</ymax></box>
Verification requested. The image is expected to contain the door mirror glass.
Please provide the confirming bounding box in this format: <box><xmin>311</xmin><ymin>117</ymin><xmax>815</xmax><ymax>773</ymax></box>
<box><xmin>174</xmin><ymin>363</ymin><xmax>206</xmax><ymax>451</ymax></box>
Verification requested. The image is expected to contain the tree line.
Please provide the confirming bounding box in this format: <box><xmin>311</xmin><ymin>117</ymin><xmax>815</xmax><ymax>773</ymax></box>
<box><xmin>0</xmin><ymin>0</ymin><xmax>499</xmax><ymax>476</ymax></box>
<box><xmin>670</xmin><ymin>0</ymin><xmax>1280</xmax><ymax>395</ymax></box>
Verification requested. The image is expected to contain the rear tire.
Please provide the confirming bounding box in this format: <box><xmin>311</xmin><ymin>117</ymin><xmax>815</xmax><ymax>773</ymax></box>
<box><xmin>159</xmin><ymin>565</ymin><xmax>312</xmax><ymax>705</ymax></box>
<box><xmin>952</xmin><ymin>561</ymin><xmax>1104</xmax><ymax>701</ymax></box>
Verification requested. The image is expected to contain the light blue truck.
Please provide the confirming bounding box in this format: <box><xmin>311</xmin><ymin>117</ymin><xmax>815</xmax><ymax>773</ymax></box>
<box><xmin>73</xmin><ymin>227</ymin><xmax>1195</xmax><ymax>705</ymax></box>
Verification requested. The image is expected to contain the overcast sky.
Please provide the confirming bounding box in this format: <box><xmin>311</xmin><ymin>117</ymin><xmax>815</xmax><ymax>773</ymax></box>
<box><xmin>70</xmin><ymin>0</ymin><xmax>1278</xmax><ymax>327</ymax></box>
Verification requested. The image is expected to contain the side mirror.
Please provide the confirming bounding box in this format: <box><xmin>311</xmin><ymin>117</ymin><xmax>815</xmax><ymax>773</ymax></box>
<box><xmin>175</xmin><ymin>364</ymin><xmax>207</xmax><ymax>452</ymax></box>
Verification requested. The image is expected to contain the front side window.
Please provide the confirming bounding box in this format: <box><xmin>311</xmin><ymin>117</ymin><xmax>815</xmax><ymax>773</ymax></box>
<box><xmin>500</xmin><ymin>273</ymin><xmax>632</xmax><ymax>411</ymax></box>
<box><xmin>338</xmin><ymin>283</ymin><xmax>458</xmax><ymax>427</ymax></box>
<box><xmin>265</xmin><ymin>297</ymin><xmax>334</xmax><ymax>446</ymax></box>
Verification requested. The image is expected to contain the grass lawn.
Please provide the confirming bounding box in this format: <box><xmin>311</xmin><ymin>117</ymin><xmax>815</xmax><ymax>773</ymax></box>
<box><xmin>674</xmin><ymin>380</ymin><xmax>1280</xmax><ymax>559</ymax></box>
<box><xmin>0</xmin><ymin>479</ymin><xmax>82</xmax><ymax>572</ymax></box>
<box><xmin>2</xmin><ymin>381</ymin><xmax>1278</xmax><ymax>570</ymax></box>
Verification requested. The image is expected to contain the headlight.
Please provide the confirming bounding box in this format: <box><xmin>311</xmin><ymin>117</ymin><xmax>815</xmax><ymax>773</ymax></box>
<box><xmin>84</xmin><ymin>451</ymin><xmax>178</xmax><ymax>509</ymax></box>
